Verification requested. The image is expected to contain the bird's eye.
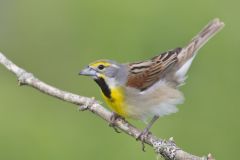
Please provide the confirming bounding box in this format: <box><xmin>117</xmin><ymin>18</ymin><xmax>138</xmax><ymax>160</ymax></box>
<box><xmin>98</xmin><ymin>64</ymin><xmax>105</xmax><ymax>70</ymax></box>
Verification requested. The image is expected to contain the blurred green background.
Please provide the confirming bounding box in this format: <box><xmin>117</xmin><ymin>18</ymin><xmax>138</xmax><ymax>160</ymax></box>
<box><xmin>0</xmin><ymin>0</ymin><xmax>239</xmax><ymax>159</ymax></box>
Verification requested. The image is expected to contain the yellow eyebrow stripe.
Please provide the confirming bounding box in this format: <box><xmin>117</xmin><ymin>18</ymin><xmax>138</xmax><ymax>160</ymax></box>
<box><xmin>90</xmin><ymin>62</ymin><xmax>111</xmax><ymax>68</ymax></box>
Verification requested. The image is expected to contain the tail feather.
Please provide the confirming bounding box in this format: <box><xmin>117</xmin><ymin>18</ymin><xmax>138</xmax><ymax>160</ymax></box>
<box><xmin>175</xmin><ymin>18</ymin><xmax>224</xmax><ymax>83</ymax></box>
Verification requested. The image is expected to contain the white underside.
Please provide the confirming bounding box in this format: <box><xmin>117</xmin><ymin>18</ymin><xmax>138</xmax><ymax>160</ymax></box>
<box><xmin>124</xmin><ymin>80</ymin><xmax>184</xmax><ymax>121</ymax></box>
<box><xmin>123</xmin><ymin>57</ymin><xmax>195</xmax><ymax>121</ymax></box>
<box><xmin>175</xmin><ymin>55</ymin><xmax>195</xmax><ymax>85</ymax></box>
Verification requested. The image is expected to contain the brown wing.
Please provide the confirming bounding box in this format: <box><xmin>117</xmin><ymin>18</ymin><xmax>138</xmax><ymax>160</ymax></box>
<box><xmin>127</xmin><ymin>19</ymin><xmax>224</xmax><ymax>91</ymax></box>
<box><xmin>127</xmin><ymin>48</ymin><xmax>182</xmax><ymax>91</ymax></box>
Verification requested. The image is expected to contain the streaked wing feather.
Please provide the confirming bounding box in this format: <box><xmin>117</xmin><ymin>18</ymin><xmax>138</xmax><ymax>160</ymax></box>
<box><xmin>127</xmin><ymin>48</ymin><xmax>182</xmax><ymax>91</ymax></box>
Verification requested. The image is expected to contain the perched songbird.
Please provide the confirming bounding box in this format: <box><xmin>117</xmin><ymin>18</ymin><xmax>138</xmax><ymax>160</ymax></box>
<box><xmin>79</xmin><ymin>19</ymin><xmax>224</xmax><ymax>148</ymax></box>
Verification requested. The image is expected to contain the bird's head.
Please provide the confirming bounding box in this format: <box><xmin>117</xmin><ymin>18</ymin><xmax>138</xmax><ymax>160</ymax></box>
<box><xmin>79</xmin><ymin>60</ymin><xmax>123</xmax><ymax>80</ymax></box>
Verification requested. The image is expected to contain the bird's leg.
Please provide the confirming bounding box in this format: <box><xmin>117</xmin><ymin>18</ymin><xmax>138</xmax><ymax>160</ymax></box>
<box><xmin>136</xmin><ymin>115</ymin><xmax>159</xmax><ymax>151</ymax></box>
<box><xmin>109</xmin><ymin>112</ymin><xmax>122</xmax><ymax>133</ymax></box>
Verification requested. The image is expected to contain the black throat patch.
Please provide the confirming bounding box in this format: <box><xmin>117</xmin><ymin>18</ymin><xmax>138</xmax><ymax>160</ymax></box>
<box><xmin>94</xmin><ymin>77</ymin><xmax>111</xmax><ymax>99</ymax></box>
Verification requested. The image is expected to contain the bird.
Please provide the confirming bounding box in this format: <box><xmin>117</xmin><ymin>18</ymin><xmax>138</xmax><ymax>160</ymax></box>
<box><xmin>79</xmin><ymin>18</ymin><xmax>224</xmax><ymax>150</ymax></box>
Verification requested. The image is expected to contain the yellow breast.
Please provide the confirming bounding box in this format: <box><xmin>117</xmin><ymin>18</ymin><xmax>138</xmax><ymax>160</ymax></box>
<box><xmin>101</xmin><ymin>87</ymin><xmax>128</xmax><ymax>117</ymax></box>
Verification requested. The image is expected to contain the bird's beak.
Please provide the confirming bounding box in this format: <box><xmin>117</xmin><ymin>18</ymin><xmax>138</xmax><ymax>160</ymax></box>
<box><xmin>79</xmin><ymin>67</ymin><xmax>97</xmax><ymax>77</ymax></box>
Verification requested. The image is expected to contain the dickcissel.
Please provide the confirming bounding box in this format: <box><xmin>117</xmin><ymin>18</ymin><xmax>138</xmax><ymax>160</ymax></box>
<box><xmin>79</xmin><ymin>18</ymin><xmax>224</xmax><ymax>146</ymax></box>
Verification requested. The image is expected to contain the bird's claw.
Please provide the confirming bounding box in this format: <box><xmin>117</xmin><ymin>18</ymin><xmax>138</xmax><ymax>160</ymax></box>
<box><xmin>109</xmin><ymin>123</ymin><xmax>121</xmax><ymax>133</ymax></box>
<box><xmin>108</xmin><ymin>112</ymin><xmax>122</xmax><ymax>133</ymax></box>
<box><xmin>136</xmin><ymin>129</ymin><xmax>151</xmax><ymax>152</ymax></box>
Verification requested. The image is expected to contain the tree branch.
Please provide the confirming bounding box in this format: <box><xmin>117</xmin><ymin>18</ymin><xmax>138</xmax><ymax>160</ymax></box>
<box><xmin>0</xmin><ymin>52</ymin><xmax>214</xmax><ymax>160</ymax></box>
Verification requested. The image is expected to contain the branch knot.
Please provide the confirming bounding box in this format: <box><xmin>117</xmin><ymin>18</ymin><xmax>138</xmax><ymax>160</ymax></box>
<box><xmin>18</xmin><ymin>72</ymin><xmax>34</xmax><ymax>85</ymax></box>
<box><xmin>78</xmin><ymin>97</ymin><xmax>97</xmax><ymax>111</ymax></box>
<box><xmin>153</xmin><ymin>139</ymin><xmax>179</xmax><ymax>160</ymax></box>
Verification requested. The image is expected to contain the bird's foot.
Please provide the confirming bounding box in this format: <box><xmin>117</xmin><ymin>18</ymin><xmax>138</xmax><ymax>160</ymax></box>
<box><xmin>108</xmin><ymin>112</ymin><xmax>122</xmax><ymax>133</ymax></box>
<box><xmin>136</xmin><ymin>128</ymin><xmax>151</xmax><ymax>152</ymax></box>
